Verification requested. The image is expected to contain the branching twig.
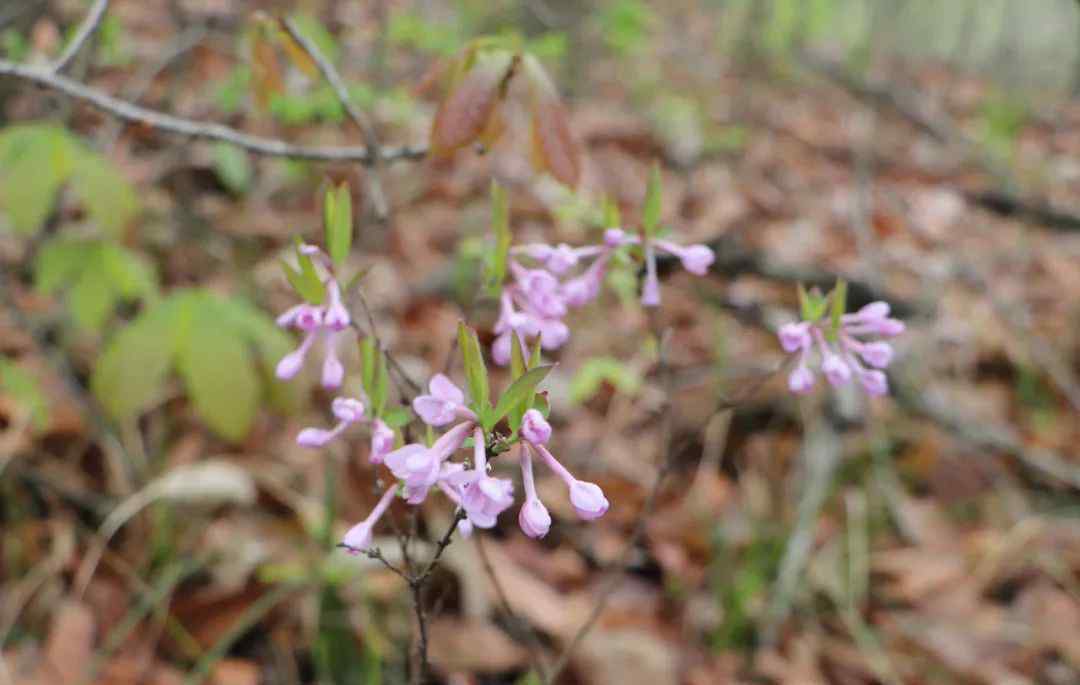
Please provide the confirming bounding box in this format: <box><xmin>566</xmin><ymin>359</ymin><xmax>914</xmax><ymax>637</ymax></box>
<box><xmin>0</xmin><ymin>59</ymin><xmax>428</xmax><ymax>164</ymax></box>
<box><xmin>52</xmin><ymin>0</ymin><xmax>110</xmax><ymax>73</ymax></box>
<box><xmin>281</xmin><ymin>17</ymin><xmax>390</xmax><ymax>220</ymax></box>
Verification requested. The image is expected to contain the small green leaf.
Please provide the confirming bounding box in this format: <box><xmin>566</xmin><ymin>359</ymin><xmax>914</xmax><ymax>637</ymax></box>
<box><xmin>570</xmin><ymin>356</ymin><xmax>642</xmax><ymax>405</ymax></box>
<box><xmin>457</xmin><ymin>321</ymin><xmax>489</xmax><ymax>414</ymax></box>
<box><xmin>359</xmin><ymin>336</ymin><xmax>377</xmax><ymax>397</ymax></box>
<box><xmin>371</xmin><ymin>348</ymin><xmax>389</xmax><ymax>416</ymax></box>
<box><xmin>642</xmin><ymin>161</ymin><xmax>662</xmax><ymax>237</ymax></box>
<box><xmin>212</xmin><ymin>143</ymin><xmax>252</xmax><ymax>194</ymax></box>
<box><xmin>69</xmin><ymin>151</ymin><xmax>138</xmax><ymax>236</ymax></box>
<box><xmin>529</xmin><ymin>336</ymin><xmax>542</xmax><ymax>369</ymax></box>
<box><xmin>490</xmin><ymin>364</ymin><xmax>552</xmax><ymax>431</ymax></box>
<box><xmin>381</xmin><ymin>405</ymin><xmax>412</xmax><ymax>429</ymax></box>
<box><xmin>325</xmin><ymin>183</ymin><xmax>352</xmax><ymax>268</ymax></box>
<box><xmin>484</xmin><ymin>180</ymin><xmax>511</xmax><ymax>294</ymax></box>
<box><xmin>602</xmin><ymin>196</ymin><xmax>621</xmax><ymax>228</ymax></box>
<box><xmin>282</xmin><ymin>242</ymin><xmax>326</xmax><ymax>304</ymax></box>
<box><xmin>828</xmin><ymin>279</ymin><xmax>847</xmax><ymax>341</ymax></box>
<box><xmin>0</xmin><ymin>129</ymin><xmax>69</xmax><ymax>235</ymax></box>
<box><xmin>177</xmin><ymin>299</ymin><xmax>260</xmax><ymax>441</ymax></box>
<box><xmin>509</xmin><ymin>330</ymin><xmax>526</xmax><ymax>380</ymax></box>
<box><xmin>92</xmin><ymin>300</ymin><xmax>178</xmax><ymax>421</ymax></box>
<box><xmin>100</xmin><ymin>242</ymin><xmax>157</xmax><ymax>299</ymax></box>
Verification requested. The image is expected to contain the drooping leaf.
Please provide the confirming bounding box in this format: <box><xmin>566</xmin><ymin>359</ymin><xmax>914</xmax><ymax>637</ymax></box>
<box><xmin>211</xmin><ymin>143</ymin><xmax>252</xmax><ymax>195</ymax></box>
<box><xmin>430</xmin><ymin>48</ymin><xmax>515</xmax><ymax>156</ymax></box>
<box><xmin>92</xmin><ymin>300</ymin><xmax>178</xmax><ymax>421</ymax></box>
<box><xmin>490</xmin><ymin>364</ymin><xmax>553</xmax><ymax>431</ymax></box>
<box><xmin>523</xmin><ymin>54</ymin><xmax>580</xmax><ymax>187</ymax></box>
<box><xmin>642</xmin><ymin>161</ymin><xmax>662</xmax><ymax>237</ymax></box>
<box><xmin>177</xmin><ymin>296</ymin><xmax>260</xmax><ymax>441</ymax></box>
<box><xmin>457</xmin><ymin>321</ymin><xmax>489</xmax><ymax>415</ymax></box>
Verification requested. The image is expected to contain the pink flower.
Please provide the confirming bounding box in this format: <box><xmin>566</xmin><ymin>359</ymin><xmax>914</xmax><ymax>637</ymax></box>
<box><xmin>369</xmin><ymin>418</ymin><xmax>394</xmax><ymax>465</ymax></box>
<box><xmin>640</xmin><ymin>243</ymin><xmax>661</xmax><ymax>307</ymax></box>
<box><xmin>448</xmin><ymin>428</ymin><xmax>514</xmax><ymax>528</ymax></box>
<box><xmin>511</xmin><ymin>262</ymin><xmax>567</xmax><ymax>319</ymax></box>
<box><xmin>340</xmin><ymin>485</ymin><xmax>398</xmax><ymax>554</ymax></box>
<box><xmin>275</xmin><ymin>272</ymin><xmax>352</xmax><ymax>388</ymax></box>
<box><xmin>520</xmin><ymin>409</ymin><xmax>551</xmax><ymax>444</ymax></box>
<box><xmin>412</xmin><ymin>374</ymin><xmax>475</xmax><ymax>427</ymax></box>
<box><xmin>560</xmin><ymin>252</ymin><xmax>611</xmax><ymax>308</ymax></box>
<box><xmin>778</xmin><ymin>298</ymin><xmax>903</xmax><ymax>397</ymax></box>
<box><xmin>655</xmin><ymin>240</ymin><xmax>715</xmax><ymax>276</ymax></box>
<box><xmin>518</xmin><ymin>445</ymin><xmax>551</xmax><ymax>538</ymax></box>
<box><xmin>297</xmin><ymin>396</ymin><xmax>366</xmax><ymax>448</ymax></box>
<box><xmin>384</xmin><ymin>421</ymin><xmax>473</xmax><ymax>504</ymax></box>
<box><xmin>533</xmin><ymin>443</ymin><xmax>609</xmax><ymax>521</ymax></box>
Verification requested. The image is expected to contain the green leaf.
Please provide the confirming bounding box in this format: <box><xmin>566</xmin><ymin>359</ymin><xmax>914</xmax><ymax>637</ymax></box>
<box><xmin>642</xmin><ymin>161</ymin><xmax>662</xmax><ymax>237</ymax></box>
<box><xmin>358</xmin><ymin>336</ymin><xmax>377</xmax><ymax>397</ymax></box>
<box><xmin>828</xmin><ymin>279</ymin><xmax>847</xmax><ymax>341</ymax></box>
<box><xmin>529</xmin><ymin>336</ymin><xmax>542</xmax><ymax>369</ymax></box>
<box><xmin>0</xmin><ymin>358</ymin><xmax>48</xmax><ymax>430</ymax></box>
<box><xmin>69</xmin><ymin>151</ymin><xmax>139</xmax><ymax>235</ymax></box>
<box><xmin>381</xmin><ymin>405</ymin><xmax>411</xmax><ymax>429</ymax></box>
<box><xmin>509</xmin><ymin>330</ymin><xmax>526</xmax><ymax>380</ymax></box>
<box><xmin>282</xmin><ymin>242</ymin><xmax>326</xmax><ymax>304</ymax></box>
<box><xmin>371</xmin><ymin>348</ymin><xmax>389</xmax><ymax>416</ymax></box>
<box><xmin>457</xmin><ymin>321</ymin><xmax>489</xmax><ymax>415</ymax></box>
<box><xmin>92</xmin><ymin>300</ymin><xmax>178</xmax><ymax>421</ymax></box>
<box><xmin>177</xmin><ymin>298</ymin><xmax>260</xmax><ymax>441</ymax></box>
<box><xmin>0</xmin><ymin>128</ymin><xmax>70</xmax><ymax>235</ymax></box>
<box><xmin>490</xmin><ymin>364</ymin><xmax>552</xmax><ymax>431</ymax></box>
<box><xmin>69</xmin><ymin>264</ymin><xmax>116</xmax><ymax>331</ymax></box>
<box><xmin>324</xmin><ymin>183</ymin><xmax>352</xmax><ymax>268</ymax></box>
<box><xmin>211</xmin><ymin>143</ymin><xmax>252</xmax><ymax>194</ymax></box>
<box><xmin>34</xmin><ymin>238</ymin><xmax>87</xmax><ymax>294</ymax></box>
<box><xmin>100</xmin><ymin>242</ymin><xmax>157</xmax><ymax>299</ymax></box>
<box><xmin>484</xmin><ymin>180</ymin><xmax>511</xmax><ymax>294</ymax></box>
<box><xmin>602</xmin><ymin>196</ymin><xmax>621</xmax><ymax>228</ymax></box>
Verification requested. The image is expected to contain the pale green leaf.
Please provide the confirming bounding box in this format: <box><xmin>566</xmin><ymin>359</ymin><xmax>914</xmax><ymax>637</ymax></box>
<box><xmin>69</xmin><ymin>151</ymin><xmax>138</xmax><ymax>236</ymax></box>
<box><xmin>642</xmin><ymin>161</ymin><xmax>662</xmax><ymax>237</ymax></box>
<box><xmin>490</xmin><ymin>364</ymin><xmax>552</xmax><ymax>431</ymax></box>
<box><xmin>69</xmin><ymin>265</ymin><xmax>116</xmax><ymax>331</ymax></box>
<box><xmin>457</xmin><ymin>321</ymin><xmax>489</xmax><ymax>414</ymax></box>
<box><xmin>34</xmin><ymin>237</ymin><xmax>87</xmax><ymax>294</ymax></box>
<box><xmin>211</xmin><ymin>143</ymin><xmax>252</xmax><ymax>194</ymax></box>
<box><xmin>92</xmin><ymin>301</ymin><xmax>177</xmax><ymax>421</ymax></box>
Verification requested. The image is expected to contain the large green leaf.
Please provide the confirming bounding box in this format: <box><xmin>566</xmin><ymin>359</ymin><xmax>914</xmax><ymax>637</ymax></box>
<box><xmin>0</xmin><ymin>128</ymin><xmax>70</xmax><ymax>234</ymax></box>
<box><xmin>69</xmin><ymin>264</ymin><xmax>116</xmax><ymax>331</ymax></box>
<box><xmin>177</xmin><ymin>298</ymin><xmax>260</xmax><ymax>441</ymax></box>
<box><xmin>35</xmin><ymin>238</ymin><xmax>88</xmax><ymax>294</ymax></box>
<box><xmin>92</xmin><ymin>301</ymin><xmax>177</xmax><ymax>421</ymax></box>
<box><xmin>457</xmin><ymin>321</ymin><xmax>489</xmax><ymax>415</ymax></box>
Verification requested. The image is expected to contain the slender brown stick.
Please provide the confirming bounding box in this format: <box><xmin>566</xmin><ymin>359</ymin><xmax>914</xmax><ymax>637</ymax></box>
<box><xmin>281</xmin><ymin>17</ymin><xmax>390</xmax><ymax>220</ymax></box>
<box><xmin>0</xmin><ymin>59</ymin><xmax>428</xmax><ymax>164</ymax></box>
<box><xmin>53</xmin><ymin>0</ymin><xmax>110</xmax><ymax>73</ymax></box>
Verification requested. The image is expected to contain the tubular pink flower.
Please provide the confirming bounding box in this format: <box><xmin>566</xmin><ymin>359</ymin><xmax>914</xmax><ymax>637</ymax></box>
<box><xmin>384</xmin><ymin>421</ymin><xmax>473</xmax><ymax>504</ymax></box>
<box><xmin>604</xmin><ymin>228</ymin><xmax>636</xmax><ymax>247</ymax></box>
<box><xmin>640</xmin><ymin>243</ymin><xmax>661</xmax><ymax>307</ymax></box>
<box><xmin>297</xmin><ymin>396</ymin><xmax>367</xmax><ymax>449</ymax></box>
<box><xmin>276</xmin><ymin>330</ymin><xmax>317</xmax><ymax>379</ymax></box>
<box><xmin>321</xmin><ymin>331</ymin><xmax>345</xmax><ymax>388</ymax></box>
<box><xmin>561</xmin><ymin>252</ymin><xmax>611</xmax><ymax>307</ymax></box>
<box><xmin>845</xmin><ymin>338</ymin><xmax>893</xmax><ymax>369</ymax></box>
<box><xmin>537</xmin><ymin>318</ymin><xmax>570</xmax><ymax>350</ymax></box>
<box><xmin>788</xmin><ymin>362</ymin><xmax>815</xmax><ymax>394</ymax></box>
<box><xmin>821</xmin><ymin>353</ymin><xmax>852</xmax><ymax>386</ymax></box>
<box><xmin>859</xmin><ymin>369</ymin><xmax>889</xmax><ymax>396</ymax></box>
<box><xmin>412</xmin><ymin>374</ymin><xmax>475</xmax><ymax>427</ymax></box>
<box><xmin>546</xmin><ymin>243</ymin><xmax>580</xmax><ymax>274</ymax></box>
<box><xmin>520</xmin><ymin>409</ymin><xmax>551</xmax><ymax>445</ymax></box>
<box><xmin>340</xmin><ymin>485</ymin><xmax>398</xmax><ymax>555</ymax></box>
<box><xmin>369</xmin><ymin>418</ymin><xmax>394</xmax><ymax>465</ymax></box>
<box><xmin>323</xmin><ymin>280</ymin><xmax>350</xmax><ymax>331</ymax></box>
<box><xmin>533</xmin><ymin>444</ymin><xmax>609</xmax><ymax>521</ymax></box>
<box><xmin>655</xmin><ymin>240</ymin><xmax>715</xmax><ymax>276</ymax></box>
<box><xmin>448</xmin><ymin>427</ymin><xmax>515</xmax><ymax>529</ymax></box>
<box><xmin>511</xmin><ymin>262</ymin><xmax>567</xmax><ymax>318</ymax></box>
<box><xmin>518</xmin><ymin>445</ymin><xmax>551</xmax><ymax>538</ymax></box>
<box><xmin>778</xmin><ymin>321</ymin><xmax>812</xmax><ymax>353</ymax></box>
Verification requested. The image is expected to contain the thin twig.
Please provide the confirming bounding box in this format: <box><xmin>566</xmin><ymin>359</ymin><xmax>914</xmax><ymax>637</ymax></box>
<box><xmin>52</xmin><ymin>0</ymin><xmax>110</xmax><ymax>73</ymax></box>
<box><xmin>0</xmin><ymin>59</ymin><xmax>428</xmax><ymax>164</ymax></box>
<box><xmin>358</xmin><ymin>546</ymin><xmax>411</xmax><ymax>582</ymax></box>
<box><xmin>474</xmin><ymin>535</ymin><xmax>550</xmax><ymax>680</ymax></box>
<box><xmin>413</xmin><ymin>509</ymin><xmax>466</xmax><ymax>585</ymax></box>
<box><xmin>348</xmin><ymin>285</ymin><xmax>423</xmax><ymax>398</ymax></box>
<box><xmin>281</xmin><ymin>17</ymin><xmax>390</xmax><ymax>221</ymax></box>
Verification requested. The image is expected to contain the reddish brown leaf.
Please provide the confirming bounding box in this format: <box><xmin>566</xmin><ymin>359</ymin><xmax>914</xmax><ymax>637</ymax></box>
<box><xmin>524</xmin><ymin>55</ymin><xmax>581</xmax><ymax>187</ymax></box>
<box><xmin>429</xmin><ymin>49</ymin><xmax>515</xmax><ymax>157</ymax></box>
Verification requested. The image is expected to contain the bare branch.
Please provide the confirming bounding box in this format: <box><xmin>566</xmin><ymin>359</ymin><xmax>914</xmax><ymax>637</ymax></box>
<box><xmin>0</xmin><ymin>59</ymin><xmax>428</xmax><ymax>165</ymax></box>
<box><xmin>281</xmin><ymin>17</ymin><xmax>390</xmax><ymax>221</ymax></box>
<box><xmin>53</xmin><ymin>0</ymin><xmax>110</xmax><ymax>73</ymax></box>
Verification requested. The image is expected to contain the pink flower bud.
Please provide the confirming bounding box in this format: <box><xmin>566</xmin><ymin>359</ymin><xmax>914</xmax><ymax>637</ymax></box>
<box><xmin>276</xmin><ymin>331</ymin><xmax>316</xmax><ymax>380</ymax></box>
<box><xmin>321</xmin><ymin>344</ymin><xmax>344</xmax><ymax>389</ymax></box>
<box><xmin>519</xmin><ymin>497</ymin><xmax>552</xmax><ymax>538</ymax></box>
<box><xmin>604</xmin><ymin>228</ymin><xmax>632</xmax><ymax>246</ymax></box>
<box><xmin>520</xmin><ymin>409</ymin><xmax>551</xmax><ymax>444</ymax></box>
<box><xmin>859</xmin><ymin>370</ymin><xmax>889</xmax><ymax>396</ymax></box>
<box><xmin>822</xmin><ymin>353</ymin><xmax>852</xmax><ymax>387</ymax></box>
<box><xmin>641</xmin><ymin>244</ymin><xmax>661</xmax><ymax>307</ymax></box>
<box><xmin>568</xmin><ymin>480</ymin><xmax>609</xmax><ymax>520</ymax></box>
<box><xmin>369</xmin><ymin>419</ymin><xmax>394</xmax><ymax>465</ymax></box>
<box><xmin>297</xmin><ymin>427</ymin><xmax>337</xmax><ymax>448</ymax></box>
<box><xmin>678</xmin><ymin>244</ymin><xmax>715</xmax><ymax>276</ymax></box>
<box><xmin>341</xmin><ymin>520</ymin><xmax>374</xmax><ymax>554</ymax></box>
<box><xmin>788</xmin><ymin>365</ymin><xmax>815</xmax><ymax>394</ymax></box>
<box><xmin>331</xmin><ymin>397</ymin><xmax>365</xmax><ymax>423</ymax></box>
<box><xmin>546</xmin><ymin>243</ymin><xmax>579</xmax><ymax>274</ymax></box>
<box><xmin>857</xmin><ymin>341</ymin><xmax>893</xmax><ymax>368</ymax></box>
<box><xmin>778</xmin><ymin>322</ymin><xmax>812</xmax><ymax>353</ymax></box>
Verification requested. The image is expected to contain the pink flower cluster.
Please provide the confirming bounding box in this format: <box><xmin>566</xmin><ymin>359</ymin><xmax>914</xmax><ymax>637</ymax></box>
<box><xmin>778</xmin><ymin>301</ymin><xmax>904</xmax><ymax>397</ymax></box>
<box><xmin>334</xmin><ymin>375</ymin><xmax>608</xmax><ymax>552</ymax></box>
<box><xmin>275</xmin><ymin>246</ymin><xmax>350</xmax><ymax>389</ymax></box>
<box><xmin>493</xmin><ymin>229</ymin><xmax>715</xmax><ymax>364</ymax></box>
